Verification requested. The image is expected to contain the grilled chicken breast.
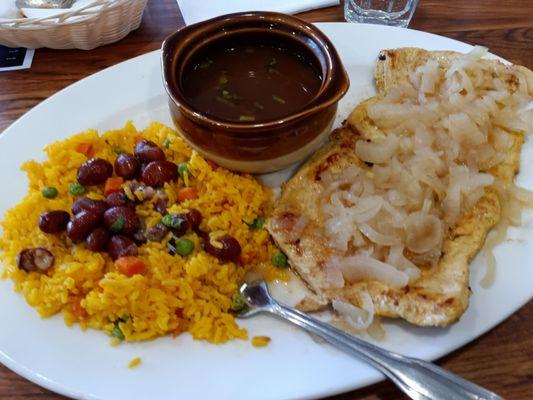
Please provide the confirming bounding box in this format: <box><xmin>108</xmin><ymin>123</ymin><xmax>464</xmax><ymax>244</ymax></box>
<box><xmin>267</xmin><ymin>48</ymin><xmax>530</xmax><ymax>326</ymax></box>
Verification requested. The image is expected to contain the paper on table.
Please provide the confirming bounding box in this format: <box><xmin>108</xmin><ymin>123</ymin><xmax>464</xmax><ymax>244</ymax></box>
<box><xmin>177</xmin><ymin>0</ymin><xmax>340</xmax><ymax>25</ymax></box>
<box><xmin>0</xmin><ymin>46</ymin><xmax>34</xmax><ymax>71</ymax></box>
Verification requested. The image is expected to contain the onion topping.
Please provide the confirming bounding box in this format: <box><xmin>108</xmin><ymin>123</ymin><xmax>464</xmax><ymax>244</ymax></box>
<box><xmin>332</xmin><ymin>291</ymin><xmax>374</xmax><ymax>330</ymax></box>
<box><xmin>320</xmin><ymin>46</ymin><xmax>533</xmax><ymax>290</ymax></box>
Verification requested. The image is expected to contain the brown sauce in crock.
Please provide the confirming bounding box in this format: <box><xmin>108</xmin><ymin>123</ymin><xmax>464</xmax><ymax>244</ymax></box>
<box><xmin>181</xmin><ymin>35</ymin><xmax>323</xmax><ymax>123</ymax></box>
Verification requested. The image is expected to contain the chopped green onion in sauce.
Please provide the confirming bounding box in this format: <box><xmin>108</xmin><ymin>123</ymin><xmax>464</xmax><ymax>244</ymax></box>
<box><xmin>182</xmin><ymin>39</ymin><xmax>322</xmax><ymax>123</ymax></box>
<box><xmin>112</xmin><ymin>146</ymin><xmax>125</xmax><ymax>154</ymax></box>
<box><xmin>162</xmin><ymin>138</ymin><xmax>170</xmax><ymax>149</ymax></box>
<box><xmin>198</xmin><ymin>59</ymin><xmax>213</xmax><ymax>69</ymax></box>
<box><xmin>272</xmin><ymin>95</ymin><xmax>286</xmax><ymax>104</ymax></box>
<box><xmin>216</xmin><ymin>96</ymin><xmax>235</xmax><ymax>107</ymax></box>
<box><xmin>218</xmin><ymin>74</ymin><xmax>228</xmax><ymax>85</ymax></box>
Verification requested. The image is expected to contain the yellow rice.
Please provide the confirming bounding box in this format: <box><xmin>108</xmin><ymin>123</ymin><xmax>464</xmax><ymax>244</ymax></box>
<box><xmin>128</xmin><ymin>357</ymin><xmax>142</xmax><ymax>368</ymax></box>
<box><xmin>0</xmin><ymin>121</ymin><xmax>287</xmax><ymax>343</ymax></box>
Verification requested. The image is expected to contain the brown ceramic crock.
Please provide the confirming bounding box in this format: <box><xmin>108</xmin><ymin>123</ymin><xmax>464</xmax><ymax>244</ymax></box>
<box><xmin>162</xmin><ymin>11</ymin><xmax>349</xmax><ymax>173</ymax></box>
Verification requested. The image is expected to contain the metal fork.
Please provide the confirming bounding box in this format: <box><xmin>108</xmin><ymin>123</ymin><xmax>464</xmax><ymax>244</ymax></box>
<box><xmin>238</xmin><ymin>281</ymin><xmax>502</xmax><ymax>400</ymax></box>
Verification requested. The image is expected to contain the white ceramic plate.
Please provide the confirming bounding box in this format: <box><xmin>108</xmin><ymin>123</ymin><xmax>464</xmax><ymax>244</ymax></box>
<box><xmin>0</xmin><ymin>23</ymin><xmax>532</xmax><ymax>400</ymax></box>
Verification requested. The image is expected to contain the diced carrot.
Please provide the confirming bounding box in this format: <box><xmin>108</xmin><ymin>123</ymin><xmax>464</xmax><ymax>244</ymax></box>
<box><xmin>177</xmin><ymin>187</ymin><xmax>198</xmax><ymax>202</ymax></box>
<box><xmin>104</xmin><ymin>177</ymin><xmax>124</xmax><ymax>196</ymax></box>
<box><xmin>71</xmin><ymin>297</ymin><xmax>88</xmax><ymax>320</ymax></box>
<box><xmin>116</xmin><ymin>256</ymin><xmax>146</xmax><ymax>277</ymax></box>
<box><xmin>134</xmin><ymin>135</ymin><xmax>143</xmax><ymax>144</ymax></box>
<box><xmin>76</xmin><ymin>143</ymin><xmax>94</xmax><ymax>158</ymax></box>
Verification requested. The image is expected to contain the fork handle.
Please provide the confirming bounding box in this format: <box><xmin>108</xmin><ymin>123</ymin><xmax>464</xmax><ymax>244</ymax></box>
<box><xmin>269</xmin><ymin>302</ymin><xmax>502</xmax><ymax>400</ymax></box>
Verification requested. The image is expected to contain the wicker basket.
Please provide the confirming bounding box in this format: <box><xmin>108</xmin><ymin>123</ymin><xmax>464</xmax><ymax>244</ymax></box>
<box><xmin>0</xmin><ymin>0</ymin><xmax>148</xmax><ymax>50</ymax></box>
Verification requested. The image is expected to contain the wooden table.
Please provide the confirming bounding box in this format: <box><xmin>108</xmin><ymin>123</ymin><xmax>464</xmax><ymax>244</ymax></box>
<box><xmin>0</xmin><ymin>0</ymin><xmax>532</xmax><ymax>399</ymax></box>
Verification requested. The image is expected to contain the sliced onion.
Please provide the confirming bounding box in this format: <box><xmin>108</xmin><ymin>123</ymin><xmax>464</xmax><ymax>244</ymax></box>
<box><xmin>404</xmin><ymin>212</ymin><xmax>443</xmax><ymax>254</ymax></box>
<box><xmin>387</xmin><ymin>245</ymin><xmax>421</xmax><ymax>281</ymax></box>
<box><xmin>316</xmin><ymin>48</ymin><xmax>532</xmax><ymax>290</ymax></box>
<box><xmin>355</xmin><ymin>134</ymin><xmax>399</xmax><ymax>164</ymax></box>
<box><xmin>332</xmin><ymin>292</ymin><xmax>374</xmax><ymax>330</ymax></box>
<box><xmin>359</xmin><ymin>223</ymin><xmax>401</xmax><ymax>246</ymax></box>
<box><xmin>323</xmin><ymin>257</ymin><xmax>345</xmax><ymax>289</ymax></box>
<box><xmin>339</xmin><ymin>254</ymin><xmax>409</xmax><ymax>288</ymax></box>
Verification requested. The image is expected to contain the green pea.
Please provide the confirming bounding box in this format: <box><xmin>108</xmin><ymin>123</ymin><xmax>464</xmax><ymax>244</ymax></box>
<box><xmin>244</xmin><ymin>217</ymin><xmax>265</xmax><ymax>230</ymax></box>
<box><xmin>162</xmin><ymin>214</ymin><xmax>185</xmax><ymax>229</ymax></box>
<box><xmin>230</xmin><ymin>292</ymin><xmax>247</xmax><ymax>312</ymax></box>
<box><xmin>70</xmin><ymin>182</ymin><xmax>86</xmax><ymax>196</ymax></box>
<box><xmin>175</xmin><ymin>239</ymin><xmax>194</xmax><ymax>256</ymax></box>
<box><xmin>112</xmin><ymin>146</ymin><xmax>125</xmax><ymax>154</ymax></box>
<box><xmin>111</xmin><ymin>322</ymin><xmax>125</xmax><ymax>341</ymax></box>
<box><xmin>110</xmin><ymin>216</ymin><xmax>125</xmax><ymax>233</ymax></box>
<box><xmin>272</xmin><ymin>251</ymin><xmax>288</xmax><ymax>268</ymax></box>
<box><xmin>162</xmin><ymin>139</ymin><xmax>170</xmax><ymax>149</ymax></box>
<box><xmin>178</xmin><ymin>162</ymin><xmax>189</xmax><ymax>178</ymax></box>
<box><xmin>42</xmin><ymin>187</ymin><xmax>58</xmax><ymax>199</ymax></box>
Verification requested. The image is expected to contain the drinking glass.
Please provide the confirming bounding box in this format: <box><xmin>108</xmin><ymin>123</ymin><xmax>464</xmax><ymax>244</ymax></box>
<box><xmin>344</xmin><ymin>0</ymin><xmax>420</xmax><ymax>27</ymax></box>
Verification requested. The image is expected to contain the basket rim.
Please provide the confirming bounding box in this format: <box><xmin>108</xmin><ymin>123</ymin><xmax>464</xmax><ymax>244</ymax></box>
<box><xmin>0</xmin><ymin>0</ymin><xmax>140</xmax><ymax>28</ymax></box>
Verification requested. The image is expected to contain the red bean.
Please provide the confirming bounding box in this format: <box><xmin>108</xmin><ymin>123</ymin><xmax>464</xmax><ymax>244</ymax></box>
<box><xmin>114</xmin><ymin>153</ymin><xmax>140</xmax><ymax>179</ymax></box>
<box><xmin>71</xmin><ymin>197</ymin><xmax>108</xmax><ymax>217</ymax></box>
<box><xmin>202</xmin><ymin>234</ymin><xmax>241</xmax><ymax>262</ymax></box>
<box><xmin>153</xmin><ymin>197</ymin><xmax>167</xmax><ymax>215</ymax></box>
<box><xmin>108</xmin><ymin>235</ymin><xmax>137</xmax><ymax>261</ymax></box>
<box><xmin>77</xmin><ymin>158</ymin><xmax>113</xmax><ymax>186</ymax></box>
<box><xmin>38</xmin><ymin>210</ymin><xmax>70</xmax><ymax>234</ymax></box>
<box><xmin>131</xmin><ymin>217</ymin><xmax>147</xmax><ymax>245</ymax></box>
<box><xmin>67</xmin><ymin>210</ymin><xmax>101</xmax><ymax>241</ymax></box>
<box><xmin>134</xmin><ymin>140</ymin><xmax>165</xmax><ymax>163</ymax></box>
<box><xmin>184</xmin><ymin>209</ymin><xmax>202</xmax><ymax>231</ymax></box>
<box><xmin>141</xmin><ymin>160</ymin><xmax>178</xmax><ymax>187</ymax></box>
<box><xmin>166</xmin><ymin>214</ymin><xmax>189</xmax><ymax>237</ymax></box>
<box><xmin>106</xmin><ymin>190</ymin><xmax>133</xmax><ymax>208</ymax></box>
<box><xmin>145</xmin><ymin>222</ymin><xmax>169</xmax><ymax>242</ymax></box>
<box><xmin>103</xmin><ymin>206</ymin><xmax>140</xmax><ymax>235</ymax></box>
<box><xmin>17</xmin><ymin>247</ymin><xmax>54</xmax><ymax>272</ymax></box>
<box><xmin>86</xmin><ymin>227</ymin><xmax>110</xmax><ymax>252</ymax></box>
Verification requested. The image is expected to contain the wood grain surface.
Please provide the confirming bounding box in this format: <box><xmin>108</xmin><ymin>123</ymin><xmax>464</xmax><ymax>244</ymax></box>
<box><xmin>0</xmin><ymin>0</ymin><xmax>532</xmax><ymax>399</ymax></box>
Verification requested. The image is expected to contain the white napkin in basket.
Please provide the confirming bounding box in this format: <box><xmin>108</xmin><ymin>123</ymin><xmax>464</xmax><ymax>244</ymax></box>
<box><xmin>177</xmin><ymin>0</ymin><xmax>340</xmax><ymax>25</ymax></box>
<box><xmin>0</xmin><ymin>2</ymin><xmax>21</xmax><ymax>20</ymax></box>
<box><xmin>20</xmin><ymin>0</ymin><xmax>97</xmax><ymax>19</ymax></box>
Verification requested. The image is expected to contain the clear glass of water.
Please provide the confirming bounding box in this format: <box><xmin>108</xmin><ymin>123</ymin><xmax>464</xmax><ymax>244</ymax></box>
<box><xmin>344</xmin><ymin>0</ymin><xmax>420</xmax><ymax>27</ymax></box>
